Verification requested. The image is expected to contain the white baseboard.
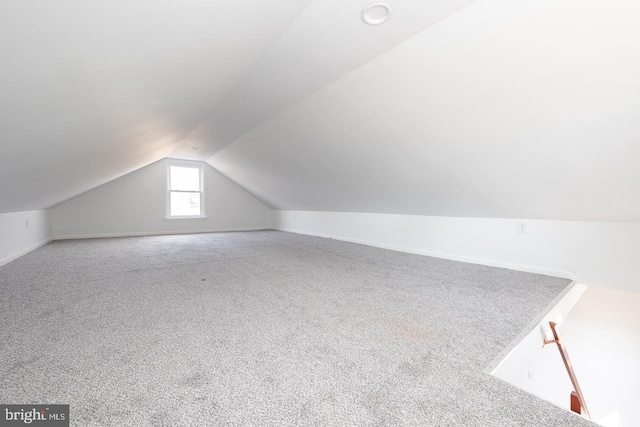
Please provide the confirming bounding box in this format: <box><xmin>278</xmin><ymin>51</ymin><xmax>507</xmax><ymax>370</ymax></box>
<box><xmin>54</xmin><ymin>227</ymin><xmax>271</xmax><ymax>240</ymax></box>
<box><xmin>275</xmin><ymin>226</ymin><xmax>576</xmax><ymax>280</ymax></box>
<box><xmin>0</xmin><ymin>237</ymin><xmax>54</xmax><ymax>268</ymax></box>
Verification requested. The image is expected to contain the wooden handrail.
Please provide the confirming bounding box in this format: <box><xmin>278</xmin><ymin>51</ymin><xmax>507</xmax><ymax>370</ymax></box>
<box><xmin>543</xmin><ymin>321</ymin><xmax>590</xmax><ymax>419</ymax></box>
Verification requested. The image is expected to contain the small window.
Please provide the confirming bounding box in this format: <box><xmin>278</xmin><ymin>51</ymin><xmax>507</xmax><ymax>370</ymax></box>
<box><xmin>166</xmin><ymin>160</ymin><xmax>205</xmax><ymax>218</ymax></box>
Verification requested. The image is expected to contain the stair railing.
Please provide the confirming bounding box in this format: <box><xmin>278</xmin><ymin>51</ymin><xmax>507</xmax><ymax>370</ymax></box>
<box><xmin>542</xmin><ymin>321</ymin><xmax>591</xmax><ymax>419</ymax></box>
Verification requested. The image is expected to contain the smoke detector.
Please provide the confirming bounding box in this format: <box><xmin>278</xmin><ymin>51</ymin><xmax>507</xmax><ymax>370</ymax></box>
<box><xmin>362</xmin><ymin>3</ymin><xmax>392</xmax><ymax>26</ymax></box>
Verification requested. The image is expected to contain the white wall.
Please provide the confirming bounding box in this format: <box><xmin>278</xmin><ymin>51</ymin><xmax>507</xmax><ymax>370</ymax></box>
<box><xmin>52</xmin><ymin>160</ymin><xmax>271</xmax><ymax>239</ymax></box>
<box><xmin>487</xmin><ymin>283</ymin><xmax>587</xmax><ymax>383</ymax></box>
<box><xmin>273</xmin><ymin>211</ymin><xmax>640</xmax><ymax>293</ymax></box>
<box><xmin>0</xmin><ymin>0</ymin><xmax>314</xmax><ymax>213</ymax></box>
<box><xmin>538</xmin><ymin>287</ymin><xmax>640</xmax><ymax>427</ymax></box>
<box><xmin>0</xmin><ymin>210</ymin><xmax>53</xmax><ymax>267</ymax></box>
<box><xmin>492</xmin><ymin>286</ymin><xmax>640</xmax><ymax>427</ymax></box>
<box><xmin>210</xmin><ymin>0</ymin><xmax>640</xmax><ymax>223</ymax></box>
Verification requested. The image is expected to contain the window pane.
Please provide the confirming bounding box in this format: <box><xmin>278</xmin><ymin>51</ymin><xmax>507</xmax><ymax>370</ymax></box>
<box><xmin>170</xmin><ymin>166</ymin><xmax>200</xmax><ymax>191</ymax></box>
<box><xmin>170</xmin><ymin>192</ymin><xmax>201</xmax><ymax>216</ymax></box>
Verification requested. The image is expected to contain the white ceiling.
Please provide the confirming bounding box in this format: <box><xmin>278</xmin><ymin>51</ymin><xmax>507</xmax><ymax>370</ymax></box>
<box><xmin>170</xmin><ymin>0</ymin><xmax>475</xmax><ymax>160</ymax></box>
<box><xmin>0</xmin><ymin>0</ymin><xmax>473</xmax><ymax>213</ymax></box>
<box><xmin>2</xmin><ymin>0</ymin><xmax>640</xmax><ymax>222</ymax></box>
<box><xmin>209</xmin><ymin>0</ymin><xmax>640</xmax><ymax>221</ymax></box>
<box><xmin>0</xmin><ymin>0</ymin><xmax>313</xmax><ymax>212</ymax></box>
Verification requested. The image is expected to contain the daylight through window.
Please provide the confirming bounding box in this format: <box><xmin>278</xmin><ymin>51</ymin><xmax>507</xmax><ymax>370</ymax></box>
<box><xmin>167</xmin><ymin>161</ymin><xmax>204</xmax><ymax>218</ymax></box>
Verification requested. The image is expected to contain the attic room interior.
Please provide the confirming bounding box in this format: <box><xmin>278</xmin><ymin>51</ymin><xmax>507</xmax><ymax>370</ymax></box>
<box><xmin>1</xmin><ymin>0</ymin><xmax>639</xmax><ymax>426</ymax></box>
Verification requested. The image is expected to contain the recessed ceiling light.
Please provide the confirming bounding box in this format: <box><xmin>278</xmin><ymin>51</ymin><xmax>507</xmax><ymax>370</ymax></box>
<box><xmin>190</xmin><ymin>146</ymin><xmax>200</xmax><ymax>150</ymax></box>
<box><xmin>362</xmin><ymin>3</ymin><xmax>392</xmax><ymax>26</ymax></box>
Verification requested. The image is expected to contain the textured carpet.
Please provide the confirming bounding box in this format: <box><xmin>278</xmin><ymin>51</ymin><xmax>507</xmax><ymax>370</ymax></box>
<box><xmin>0</xmin><ymin>231</ymin><xmax>594</xmax><ymax>426</ymax></box>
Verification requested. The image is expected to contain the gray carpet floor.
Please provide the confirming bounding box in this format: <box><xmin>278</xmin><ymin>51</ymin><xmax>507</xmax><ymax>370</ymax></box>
<box><xmin>0</xmin><ymin>230</ymin><xmax>594</xmax><ymax>426</ymax></box>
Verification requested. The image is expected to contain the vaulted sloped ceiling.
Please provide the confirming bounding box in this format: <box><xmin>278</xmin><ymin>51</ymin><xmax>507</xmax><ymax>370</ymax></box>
<box><xmin>171</xmin><ymin>0</ymin><xmax>476</xmax><ymax>160</ymax></box>
<box><xmin>0</xmin><ymin>0</ymin><xmax>314</xmax><ymax>212</ymax></box>
<box><xmin>2</xmin><ymin>0</ymin><xmax>639</xmax><ymax>221</ymax></box>
<box><xmin>0</xmin><ymin>0</ymin><xmax>474</xmax><ymax>213</ymax></box>
<box><xmin>209</xmin><ymin>0</ymin><xmax>640</xmax><ymax>221</ymax></box>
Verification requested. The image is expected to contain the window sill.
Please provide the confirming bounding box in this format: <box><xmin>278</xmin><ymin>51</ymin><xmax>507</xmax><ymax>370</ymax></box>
<box><xmin>165</xmin><ymin>216</ymin><xmax>207</xmax><ymax>220</ymax></box>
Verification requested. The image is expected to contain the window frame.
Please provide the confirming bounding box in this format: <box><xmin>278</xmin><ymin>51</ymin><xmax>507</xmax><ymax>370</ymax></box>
<box><xmin>165</xmin><ymin>159</ymin><xmax>206</xmax><ymax>219</ymax></box>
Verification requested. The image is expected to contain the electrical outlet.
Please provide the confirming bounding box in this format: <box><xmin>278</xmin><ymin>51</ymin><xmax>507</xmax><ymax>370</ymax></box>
<box><xmin>25</xmin><ymin>218</ymin><xmax>29</xmax><ymax>228</ymax></box>
<box><xmin>528</xmin><ymin>370</ymin><xmax>536</xmax><ymax>382</ymax></box>
<box><xmin>517</xmin><ymin>221</ymin><xmax>527</xmax><ymax>234</ymax></box>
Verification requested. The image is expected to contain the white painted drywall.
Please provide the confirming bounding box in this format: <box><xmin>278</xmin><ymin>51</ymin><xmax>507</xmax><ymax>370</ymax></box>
<box><xmin>0</xmin><ymin>0</ymin><xmax>313</xmax><ymax>212</ymax></box>
<box><xmin>52</xmin><ymin>160</ymin><xmax>271</xmax><ymax>239</ymax></box>
<box><xmin>506</xmin><ymin>287</ymin><xmax>640</xmax><ymax>427</ymax></box>
<box><xmin>0</xmin><ymin>210</ymin><xmax>53</xmax><ymax>267</ymax></box>
<box><xmin>273</xmin><ymin>210</ymin><xmax>640</xmax><ymax>293</ymax></box>
<box><xmin>182</xmin><ymin>0</ymin><xmax>475</xmax><ymax>159</ymax></box>
<box><xmin>211</xmin><ymin>0</ymin><xmax>640</xmax><ymax>222</ymax></box>
<box><xmin>488</xmin><ymin>283</ymin><xmax>588</xmax><ymax>384</ymax></box>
